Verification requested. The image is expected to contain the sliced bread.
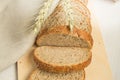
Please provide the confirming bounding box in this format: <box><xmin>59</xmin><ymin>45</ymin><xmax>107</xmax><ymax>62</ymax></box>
<box><xmin>34</xmin><ymin>46</ymin><xmax>92</xmax><ymax>73</ymax></box>
<box><xmin>36</xmin><ymin>0</ymin><xmax>93</xmax><ymax>47</ymax></box>
<box><xmin>36</xmin><ymin>26</ymin><xmax>93</xmax><ymax>48</ymax></box>
<box><xmin>40</xmin><ymin>0</ymin><xmax>92</xmax><ymax>33</ymax></box>
<box><xmin>29</xmin><ymin>68</ymin><xmax>85</xmax><ymax>80</ymax></box>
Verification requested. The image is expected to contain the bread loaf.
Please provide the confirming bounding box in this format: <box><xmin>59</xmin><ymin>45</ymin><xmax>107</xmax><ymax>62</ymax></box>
<box><xmin>36</xmin><ymin>0</ymin><xmax>93</xmax><ymax>48</ymax></box>
<box><xmin>28</xmin><ymin>0</ymin><xmax>93</xmax><ymax>79</ymax></box>
<box><xmin>40</xmin><ymin>0</ymin><xmax>91</xmax><ymax>33</ymax></box>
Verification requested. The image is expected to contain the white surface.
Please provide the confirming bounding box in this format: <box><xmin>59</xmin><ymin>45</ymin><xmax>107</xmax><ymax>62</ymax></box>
<box><xmin>0</xmin><ymin>0</ymin><xmax>120</xmax><ymax>80</ymax></box>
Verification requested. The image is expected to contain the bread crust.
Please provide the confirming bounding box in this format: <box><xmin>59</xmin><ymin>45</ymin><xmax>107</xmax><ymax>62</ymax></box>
<box><xmin>33</xmin><ymin>47</ymin><xmax>92</xmax><ymax>73</ymax></box>
<box><xmin>28</xmin><ymin>68</ymin><xmax>85</xmax><ymax>80</ymax></box>
<box><xmin>36</xmin><ymin>26</ymin><xmax>93</xmax><ymax>48</ymax></box>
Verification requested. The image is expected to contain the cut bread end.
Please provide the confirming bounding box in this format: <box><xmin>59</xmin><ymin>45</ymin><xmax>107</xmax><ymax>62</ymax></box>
<box><xmin>28</xmin><ymin>68</ymin><xmax>85</xmax><ymax>80</ymax></box>
<box><xmin>34</xmin><ymin>46</ymin><xmax>92</xmax><ymax>73</ymax></box>
<box><xmin>36</xmin><ymin>26</ymin><xmax>93</xmax><ymax>49</ymax></box>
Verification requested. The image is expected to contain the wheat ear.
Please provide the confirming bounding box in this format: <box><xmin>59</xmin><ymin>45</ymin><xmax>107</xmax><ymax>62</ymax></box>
<box><xmin>62</xmin><ymin>0</ymin><xmax>74</xmax><ymax>31</ymax></box>
<box><xmin>34</xmin><ymin>0</ymin><xmax>54</xmax><ymax>33</ymax></box>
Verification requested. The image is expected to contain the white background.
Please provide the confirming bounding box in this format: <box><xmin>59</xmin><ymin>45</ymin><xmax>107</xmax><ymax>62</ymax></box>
<box><xmin>0</xmin><ymin>0</ymin><xmax>120</xmax><ymax>80</ymax></box>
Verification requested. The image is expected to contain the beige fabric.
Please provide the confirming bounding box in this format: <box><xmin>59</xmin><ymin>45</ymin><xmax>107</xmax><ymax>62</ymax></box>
<box><xmin>0</xmin><ymin>0</ymin><xmax>60</xmax><ymax>72</ymax></box>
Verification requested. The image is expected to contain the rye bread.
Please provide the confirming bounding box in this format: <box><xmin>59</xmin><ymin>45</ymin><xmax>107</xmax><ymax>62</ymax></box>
<box><xmin>36</xmin><ymin>26</ymin><xmax>93</xmax><ymax>48</ymax></box>
<box><xmin>33</xmin><ymin>46</ymin><xmax>92</xmax><ymax>73</ymax></box>
<box><xmin>29</xmin><ymin>68</ymin><xmax>85</xmax><ymax>80</ymax></box>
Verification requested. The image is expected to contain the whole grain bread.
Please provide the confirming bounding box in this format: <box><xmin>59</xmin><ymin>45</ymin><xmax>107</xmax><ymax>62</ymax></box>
<box><xmin>34</xmin><ymin>46</ymin><xmax>92</xmax><ymax>73</ymax></box>
<box><xmin>36</xmin><ymin>0</ymin><xmax>93</xmax><ymax>48</ymax></box>
<box><xmin>36</xmin><ymin>26</ymin><xmax>93</xmax><ymax>48</ymax></box>
<box><xmin>40</xmin><ymin>0</ymin><xmax>91</xmax><ymax>33</ymax></box>
<box><xmin>29</xmin><ymin>68</ymin><xmax>85</xmax><ymax>80</ymax></box>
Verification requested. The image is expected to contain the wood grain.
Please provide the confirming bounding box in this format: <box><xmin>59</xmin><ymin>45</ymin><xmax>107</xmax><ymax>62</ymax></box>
<box><xmin>17</xmin><ymin>15</ymin><xmax>113</xmax><ymax>80</ymax></box>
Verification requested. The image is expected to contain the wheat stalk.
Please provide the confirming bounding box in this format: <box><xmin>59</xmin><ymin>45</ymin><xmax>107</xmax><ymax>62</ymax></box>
<box><xmin>62</xmin><ymin>0</ymin><xmax>74</xmax><ymax>31</ymax></box>
<box><xmin>34</xmin><ymin>0</ymin><xmax>54</xmax><ymax>33</ymax></box>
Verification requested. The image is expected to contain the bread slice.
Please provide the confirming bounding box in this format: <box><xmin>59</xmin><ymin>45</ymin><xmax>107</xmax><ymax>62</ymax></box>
<box><xmin>36</xmin><ymin>26</ymin><xmax>93</xmax><ymax>48</ymax></box>
<box><xmin>29</xmin><ymin>68</ymin><xmax>85</xmax><ymax>80</ymax></box>
<box><xmin>34</xmin><ymin>46</ymin><xmax>92</xmax><ymax>73</ymax></box>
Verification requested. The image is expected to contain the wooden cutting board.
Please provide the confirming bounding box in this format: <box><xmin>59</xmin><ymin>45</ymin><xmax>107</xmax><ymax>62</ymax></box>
<box><xmin>17</xmin><ymin>14</ymin><xmax>113</xmax><ymax>80</ymax></box>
